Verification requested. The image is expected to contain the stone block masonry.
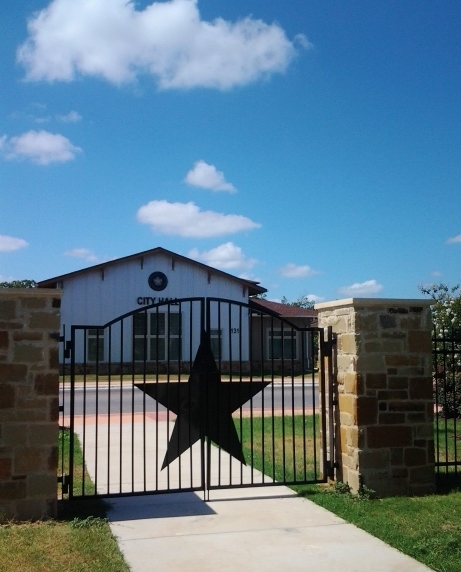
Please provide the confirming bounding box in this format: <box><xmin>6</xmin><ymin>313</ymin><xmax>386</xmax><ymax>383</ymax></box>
<box><xmin>315</xmin><ymin>298</ymin><xmax>434</xmax><ymax>497</ymax></box>
<box><xmin>0</xmin><ymin>288</ymin><xmax>62</xmax><ymax>520</ymax></box>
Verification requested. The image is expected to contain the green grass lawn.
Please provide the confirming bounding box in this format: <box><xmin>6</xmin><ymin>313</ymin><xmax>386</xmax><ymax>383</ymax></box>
<box><xmin>296</xmin><ymin>485</ymin><xmax>461</xmax><ymax>572</ymax></box>
<box><xmin>240</xmin><ymin>415</ymin><xmax>461</xmax><ymax>572</ymax></box>
<box><xmin>239</xmin><ymin>414</ymin><xmax>322</xmax><ymax>483</ymax></box>
<box><xmin>58</xmin><ymin>428</ymin><xmax>99</xmax><ymax>498</ymax></box>
<box><xmin>0</xmin><ymin>430</ymin><xmax>129</xmax><ymax>572</ymax></box>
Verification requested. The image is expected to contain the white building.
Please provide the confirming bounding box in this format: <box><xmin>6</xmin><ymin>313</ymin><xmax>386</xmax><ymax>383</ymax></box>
<box><xmin>38</xmin><ymin>246</ymin><xmax>316</xmax><ymax>373</ymax></box>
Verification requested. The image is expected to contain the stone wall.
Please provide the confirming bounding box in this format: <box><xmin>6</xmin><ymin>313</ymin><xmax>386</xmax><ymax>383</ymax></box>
<box><xmin>316</xmin><ymin>298</ymin><xmax>435</xmax><ymax>497</ymax></box>
<box><xmin>0</xmin><ymin>288</ymin><xmax>62</xmax><ymax>520</ymax></box>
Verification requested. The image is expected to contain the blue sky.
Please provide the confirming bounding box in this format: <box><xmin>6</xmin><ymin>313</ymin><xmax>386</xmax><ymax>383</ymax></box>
<box><xmin>1</xmin><ymin>0</ymin><xmax>461</xmax><ymax>303</ymax></box>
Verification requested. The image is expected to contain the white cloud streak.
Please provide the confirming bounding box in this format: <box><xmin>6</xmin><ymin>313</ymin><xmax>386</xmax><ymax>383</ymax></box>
<box><xmin>337</xmin><ymin>279</ymin><xmax>383</xmax><ymax>297</ymax></box>
<box><xmin>1</xmin><ymin>130</ymin><xmax>81</xmax><ymax>164</ymax></box>
<box><xmin>56</xmin><ymin>110</ymin><xmax>82</xmax><ymax>122</ymax></box>
<box><xmin>137</xmin><ymin>200</ymin><xmax>260</xmax><ymax>238</ymax></box>
<box><xmin>64</xmin><ymin>248</ymin><xmax>98</xmax><ymax>262</ymax></box>
<box><xmin>188</xmin><ymin>242</ymin><xmax>256</xmax><ymax>270</ymax></box>
<box><xmin>279</xmin><ymin>263</ymin><xmax>320</xmax><ymax>278</ymax></box>
<box><xmin>446</xmin><ymin>234</ymin><xmax>461</xmax><ymax>244</ymax></box>
<box><xmin>0</xmin><ymin>235</ymin><xmax>29</xmax><ymax>252</ymax></box>
<box><xmin>17</xmin><ymin>0</ymin><xmax>308</xmax><ymax>90</ymax></box>
<box><xmin>184</xmin><ymin>160</ymin><xmax>236</xmax><ymax>193</ymax></box>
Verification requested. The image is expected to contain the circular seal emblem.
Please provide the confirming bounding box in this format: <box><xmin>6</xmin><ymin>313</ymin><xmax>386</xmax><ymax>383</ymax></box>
<box><xmin>148</xmin><ymin>271</ymin><xmax>168</xmax><ymax>291</ymax></box>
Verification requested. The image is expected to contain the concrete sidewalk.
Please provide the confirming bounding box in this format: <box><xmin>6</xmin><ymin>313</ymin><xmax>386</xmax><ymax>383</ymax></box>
<box><xmin>107</xmin><ymin>487</ymin><xmax>431</xmax><ymax>572</ymax></box>
<box><xmin>73</xmin><ymin>416</ymin><xmax>432</xmax><ymax>572</ymax></box>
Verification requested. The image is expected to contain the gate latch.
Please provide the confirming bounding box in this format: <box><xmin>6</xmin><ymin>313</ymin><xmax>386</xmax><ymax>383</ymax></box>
<box><xmin>64</xmin><ymin>340</ymin><xmax>72</xmax><ymax>359</ymax></box>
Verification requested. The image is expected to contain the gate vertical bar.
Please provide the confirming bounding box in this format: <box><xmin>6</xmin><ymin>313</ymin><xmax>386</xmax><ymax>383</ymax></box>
<box><xmin>227</xmin><ymin>301</ymin><xmax>232</xmax><ymax>485</ymax></box>
<box><xmin>311</xmin><ymin>330</ymin><xmax>318</xmax><ymax>481</ymax></box>
<box><xmin>58</xmin><ymin>325</ymin><xmax>68</xmax><ymax>499</ymax></box>
<box><xmin>188</xmin><ymin>301</ymin><xmax>194</xmax><ymax>488</ymax></box>
<box><xmin>327</xmin><ymin>326</ymin><xmax>336</xmax><ymax>480</ymax></box>
<box><xmin>319</xmin><ymin>327</ymin><xmax>328</xmax><ymax>480</ymax></box>
<box><xmin>202</xmin><ymin>299</ymin><xmax>208</xmax><ymax>499</ymax></box>
<box><xmin>68</xmin><ymin>327</ymin><xmax>76</xmax><ymax>499</ymax></box>
<box><xmin>107</xmin><ymin>325</ymin><xmax>112</xmax><ymax>494</ymax></box>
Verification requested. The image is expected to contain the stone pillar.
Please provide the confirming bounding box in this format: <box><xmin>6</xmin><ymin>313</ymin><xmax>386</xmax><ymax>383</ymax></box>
<box><xmin>315</xmin><ymin>298</ymin><xmax>434</xmax><ymax>497</ymax></box>
<box><xmin>0</xmin><ymin>288</ymin><xmax>62</xmax><ymax>521</ymax></box>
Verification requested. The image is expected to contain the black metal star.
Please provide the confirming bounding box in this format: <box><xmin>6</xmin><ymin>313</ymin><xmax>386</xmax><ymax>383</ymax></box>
<box><xmin>135</xmin><ymin>332</ymin><xmax>269</xmax><ymax>470</ymax></box>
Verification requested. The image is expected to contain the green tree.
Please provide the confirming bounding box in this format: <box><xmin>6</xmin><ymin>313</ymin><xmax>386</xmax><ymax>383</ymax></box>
<box><xmin>419</xmin><ymin>282</ymin><xmax>461</xmax><ymax>336</ymax></box>
<box><xmin>280</xmin><ymin>295</ymin><xmax>315</xmax><ymax>309</ymax></box>
<box><xmin>0</xmin><ymin>279</ymin><xmax>37</xmax><ymax>288</ymax></box>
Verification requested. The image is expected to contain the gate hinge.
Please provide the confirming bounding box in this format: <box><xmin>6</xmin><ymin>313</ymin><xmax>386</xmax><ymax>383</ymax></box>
<box><xmin>327</xmin><ymin>464</ymin><xmax>336</xmax><ymax>479</ymax></box>
<box><xmin>57</xmin><ymin>473</ymin><xmax>70</xmax><ymax>494</ymax></box>
<box><xmin>321</xmin><ymin>333</ymin><xmax>337</xmax><ymax>357</ymax></box>
<box><xmin>64</xmin><ymin>340</ymin><xmax>73</xmax><ymax>359</ymax></box>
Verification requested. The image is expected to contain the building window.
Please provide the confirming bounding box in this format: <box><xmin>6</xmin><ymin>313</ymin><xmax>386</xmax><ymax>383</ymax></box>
<box><xmin>209</xmin><ymin>328</ymin><xmax>222</xmax><ymax>360</ymax></box>
<box><xmin>133</xmin><ymin>312</ymin><xmax>181</xmax><ymax>361</ymax></box>
<box><xmin>87</xmin><ymin>328</ymin><xmax>104</xmax><ymax>362</ymax></box>
<box><xmin>268</xmin><ymin>329</ymin><xmax>297</xmax><ymax>360</ymax></box>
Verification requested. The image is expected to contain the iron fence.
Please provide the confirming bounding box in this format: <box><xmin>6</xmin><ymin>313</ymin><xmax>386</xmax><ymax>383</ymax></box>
<box><xmin>433</xmin><ymin>325</ymin><xmax>461</xmax><ymax>484</ymax></box>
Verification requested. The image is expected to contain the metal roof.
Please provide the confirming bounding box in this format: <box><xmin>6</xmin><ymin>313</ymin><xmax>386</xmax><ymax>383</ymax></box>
<box><xmin>37</xmin><ymin>246</ymin><xmax>267</xmax><ymax>297</ymax></box>
<box><xmin>250</xmin><ymin>298</ymin><xmax>318</xmax><ymax>318</ymax></box>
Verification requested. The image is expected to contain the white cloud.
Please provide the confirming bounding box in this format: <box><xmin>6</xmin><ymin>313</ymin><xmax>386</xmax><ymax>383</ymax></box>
<box><xmin>305</xmin><ymin>294</ymin><xmax>325</xmax><ymax>303</ymax></box>
<box><xmin>431</xmin><ymin>270</ymin><xmax>442</xmax><ymax>277</ymax></box>
<box><xmin>184</xmin><ymin>160</ymin><xmax>236</xmax><ymax>193</ymax></box>
<box><xmin>188</xmin><ymin>242</ymin><xmax>256</xmax><ymax>270</ymax></box>
<box><xmin>1</xmin><ymin>130</ymin><xmax>81</xmax><ymax>164</ymax></box>
<box><xmin>57</xmin><ymin>110</ymin><xmax>82</xmax><ymax>122</ymax></box>
<box><xmin>446</xmin><ymin>234</ymin><xmax>461</xmax><ymax>244</ymax></box>
<box><xmin>279</xmin><ymin>263</ymin><xmax>320</xmax><ymax>278</ymax></box>
<box><xmin>136</xmin><ymin>200</ymin><xmax>260</xmax><ymax>238</ymax></box>
<box><xmin>0</xmin><ymin>235</ymin><xmax>29</xmax><ymax>252</ymax></box>
<box><xmin>64</xmin><ymin>248</ymin><xmax>114</xmax><ymax>265</ymax></box>
<box><xmin>64</xmin><ymin>248</ymin><xmax>98</xmax><ymax>262</ymax></box>
<box><xmin>337</xmin><ymin>279</ymin><xmax>383</xmax><ymax>297</ymax></box>
<box><xmin>35</xmin><ymin>116</ymin><xmax>51</xmax><ymax>124</ymax></box>
<box><xmin>17</xmin><ymin>0</ymin><xmax>308</xmax><ymax>90</ymax></box>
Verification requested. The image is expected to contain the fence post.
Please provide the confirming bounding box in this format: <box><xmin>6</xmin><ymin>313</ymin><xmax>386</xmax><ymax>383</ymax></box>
<box><xmin>0</xmin><ymin>288</ymin><xmax>62</xmax><ymax>520</ymax></box>
<box><xmin>316</xmin><ymin>298</ymin><xmax>435</xmax><ymax>496</ymax></box>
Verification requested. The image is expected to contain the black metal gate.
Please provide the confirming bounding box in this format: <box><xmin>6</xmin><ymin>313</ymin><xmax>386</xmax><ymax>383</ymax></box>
<box><xmin>59</xmin><ymin>297</ymin><xmax>335</xmax><ymax>499</ymax></box>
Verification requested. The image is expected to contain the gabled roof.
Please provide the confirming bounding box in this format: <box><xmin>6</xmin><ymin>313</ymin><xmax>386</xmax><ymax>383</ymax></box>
<box><xmin>250</xmin><ymin>298</ymin><xmax>317</xmax><ymax>318</ymax></box>
<box><xmin>37</xmin><ymin>246</ymin><xmax>267</xmax><ymax>297</ymax></box>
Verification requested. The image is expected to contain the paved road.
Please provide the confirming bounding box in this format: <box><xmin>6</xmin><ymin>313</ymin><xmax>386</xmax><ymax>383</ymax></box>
<box><xmin>61</xmin><ymin>382</ymin><xmax>320</xmax><ymax>417</ymax></box>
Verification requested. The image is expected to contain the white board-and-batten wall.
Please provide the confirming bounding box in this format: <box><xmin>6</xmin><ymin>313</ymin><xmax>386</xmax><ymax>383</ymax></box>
<box><xmin>38</xmin><ymin>249</ymin><xmax>262</xmax><ymax>365</ymax></box>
